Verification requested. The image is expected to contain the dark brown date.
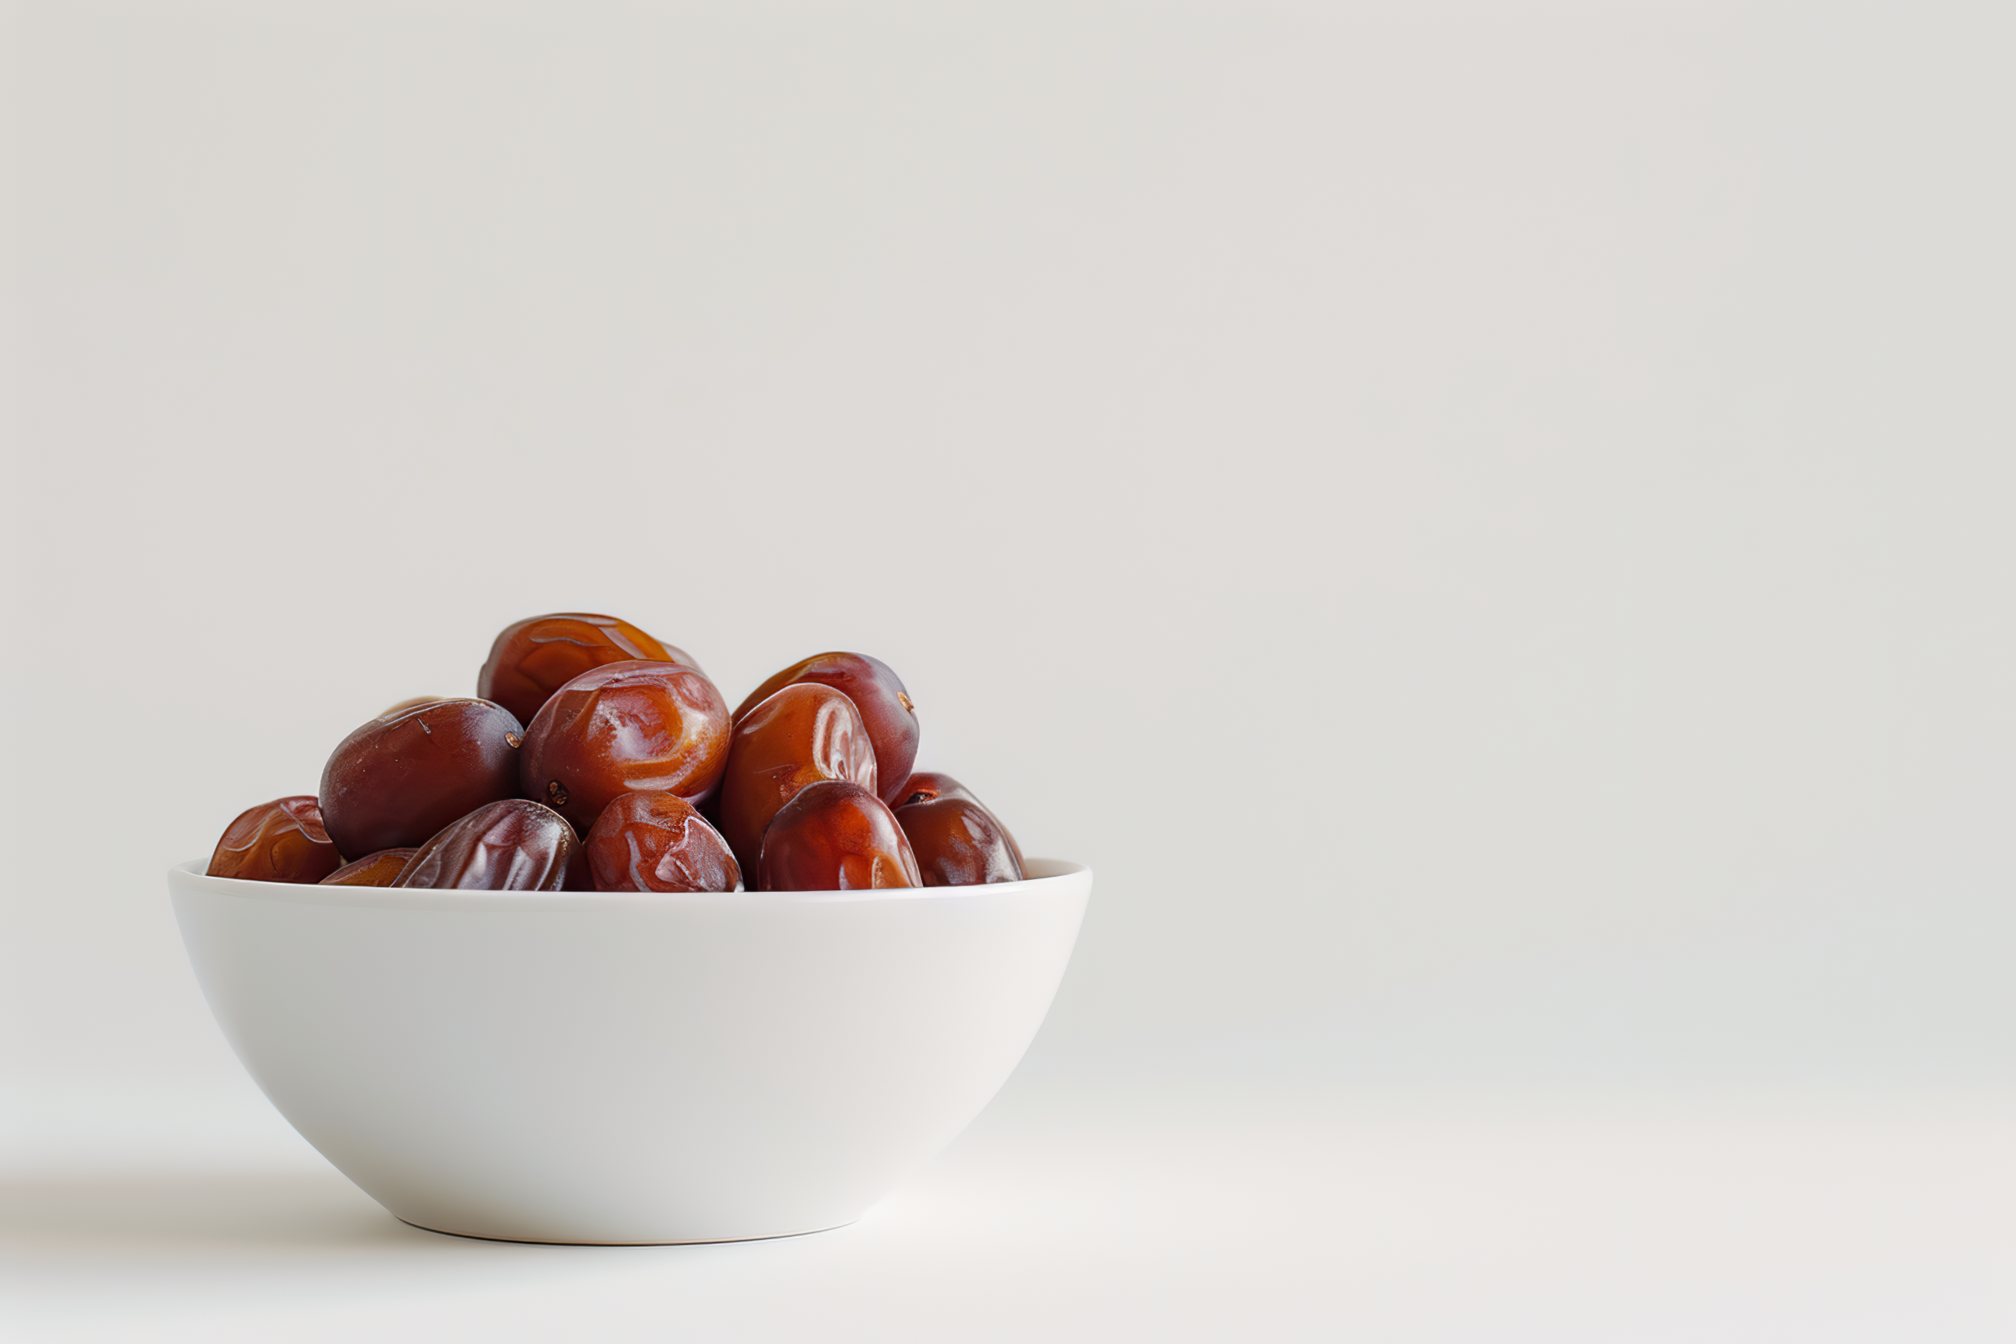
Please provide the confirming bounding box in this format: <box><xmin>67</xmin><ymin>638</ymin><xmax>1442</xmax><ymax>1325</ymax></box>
<box><xmin>319</xmin><ymin>847</ymin><xmax>418</xmax><ymax>887</ymax></box>
<box><xmin>319</xmin><ymin>699</ymin><xmax>525</xmax><ymax>857</ymax></box>
<box><xmin>478</xmin><ymin>613</ymin><xmax>700</xmax><ymax>728</ymax></box>
<box><xmin>519</xmin><ymin>660</ymin><xmax>731</xmax><ymax>834</ymax></box>
<box><xmin>758</xmin><ymin>780</ymin><xmax>921</xmax><ymax>892</ymax></box>
<box><xmin>716</xmin><ymin>683</ymin><xmax>877</xmax><ymax>877</ymax></box>
<box><xmin>207</xmin><ymin>796</ymin><xmax>343</xmax><ymax>883</ymax></box>
<box><xmin>586</xmin><ymin>791</ymin><xmax>740</xmax><ymax>893</ymax></box>
<box><xmin>391</xmin><ymin>800</ymin><xmax>578</xmax><ymax>891</ymax></box>
<box><xmin>892</xmin><ymin>771</ymin><xmax>1027</xmax><ymax>879</ymax></box>
<box><xmin>732</xmin><ymin>652</ymin><xmax>917</xmax><ymax>806</ymax></box>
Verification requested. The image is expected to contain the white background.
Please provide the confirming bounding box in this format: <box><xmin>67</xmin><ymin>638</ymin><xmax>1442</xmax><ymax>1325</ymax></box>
<box><xmin>4</xmin><ymin>3</ymin><xmax>2015</xmax><ymax>1339</ymax></box>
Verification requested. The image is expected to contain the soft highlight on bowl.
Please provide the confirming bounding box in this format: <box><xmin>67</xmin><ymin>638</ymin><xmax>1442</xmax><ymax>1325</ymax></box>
<box><xmin>166</xmin><ymin>857</ymin><xmax>1090</xmax><ymax>1244</ymax></box>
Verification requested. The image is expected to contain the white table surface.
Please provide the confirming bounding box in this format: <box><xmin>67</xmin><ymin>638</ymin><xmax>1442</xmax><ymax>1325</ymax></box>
<box><xmin>6</xmin><ymin>1062</ymin><xmax>2014</xmax><ymax>1343</ymax></box>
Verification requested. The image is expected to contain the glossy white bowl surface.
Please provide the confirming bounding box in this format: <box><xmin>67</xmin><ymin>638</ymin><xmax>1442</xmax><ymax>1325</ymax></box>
<box><xmin>167</xmin><ymin>858</ymin><xmax>1090</xmax><ymax>1244</ymax></box>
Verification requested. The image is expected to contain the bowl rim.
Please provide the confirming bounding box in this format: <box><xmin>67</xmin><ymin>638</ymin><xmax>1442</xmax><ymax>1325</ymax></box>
<box><xmin>168</xmin><ymin>856</ymin><xmax>1090</xmax><ymax>911</ymax></box>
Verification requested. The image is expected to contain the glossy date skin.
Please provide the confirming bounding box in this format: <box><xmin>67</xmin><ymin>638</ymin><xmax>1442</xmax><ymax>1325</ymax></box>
<box><xmin>319</xmin><ymin>847</ymin><xmax>418</xmax><ymax>887</ymax></box>
<box><xmin>757</xmin><ymin>780</ymin><xmax>921</xmax><ymax>892</ymax></box>
<box><xmin>717</xmin><ymin>683</ymin><xmax>877</xmax><ymax>878</ymax></box>
<box><xmin>733</xmin><ymin>653</ymin><xmax>917</xmax><ymax>807</ymax></box>
<box><xmin>894</xmin><ymin>797</ymin><xmax>1025</xmax><ymax>886</ymax></box>
<box><xmin>586</xmin><ymin>792</ymin><xmax>739</xmax><ymax>893</ymax></box>
<box><xmin>207</xmin><ymin>796</ymin><xmax>343</xmax><ymax>883</ymax></box>
<box><xmin>891</xmin><ymin>771</ymin><xmax>1027</xmax><ymax>879</ymax></box>
<box><xmin>319</xmin><ymin>699</ymin><xmax>525</xmax><ymax>858</ymax></box>
<box><xmin>391</xmin><ymin>800</ymin><xmax>578</xmax><ymax>891</ymax></box>
<box><xmin>478</xmin><ymin>613</ymin><xmax>700</xmax><ymax>728</ymax></box>
<box><xmin>519</xmin><ymin>660</ymin><xmax>731</xmax><ymax>834</ymax></box>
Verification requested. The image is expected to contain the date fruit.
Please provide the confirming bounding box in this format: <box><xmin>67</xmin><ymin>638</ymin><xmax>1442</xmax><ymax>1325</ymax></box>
<box><xmin>733</xmin><ymin>653</ymin><xmax>918</xmax><ymax>806</ymax></box>
<box><xmin>207</xmin><ymin>796</ymin><xmax>343</xmax><ymax>883</ymax></box>
<box><xmin>319</xmin><ymin>848</ymin><xmax>418</xmax><ymax>887</ymax></box>
<box><xmin>320</xmin><ymin>699</ymin><xmax>526</xmax><ymax>858</ymax></box>
<box><xmin>716</xmin><ymin>683</ymin><xmax>877</xmax><ymax>877</ymax></box>
<box><xmin>585</xmin><ymin>792</ymin><xmax>740</xmax><ymax>893</ymax></box>
<box><xmin>519</xmin><ymin>660</ymin><xmax>731</xmax><ymax>834</ymax></box>
<box><xmin>392</xmin><ymin>799</ymin><xmax>578</xmax><ymax>891</ymax></box>
<box><xmin>758</xmin><ymin>779</ymin><xmax>921</xmax><ymax>891</ymax></box>
<box><xmin>892</xmin><ymin>772</ymin><xmax>1025</xmax><ymax>886</ymax></box>
<box><xmin>479</xmin><ymin>613</ymin><xmax>699</xmax><ymax>727</ymax></box>
<box><xmin>895</xmin><ymin>765</ymin><xmax>1024</xmax><ymax>882</ymax></box>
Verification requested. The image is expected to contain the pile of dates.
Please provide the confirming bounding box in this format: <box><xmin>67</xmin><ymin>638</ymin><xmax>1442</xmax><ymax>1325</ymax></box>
<box><xmin>205</xmin><ymin>614</ymin><xmax>1026</xmax><ymax>893</ymax></box>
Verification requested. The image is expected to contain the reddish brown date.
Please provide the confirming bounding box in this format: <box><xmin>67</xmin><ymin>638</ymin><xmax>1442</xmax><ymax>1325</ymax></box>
<box><xmin>319</xmin><ymin>699</ymin><xmax>525</xmax><ymax>857</ymax></box>
<box><xmin>391</xmin><ymin>800</ymin><xmax>578</xmax><ymax>891</ymax></box>
<box><xmin>207</xmin><ymin>796</ymin><xmax>343</xmax><ymax>883</ymax></box>
<box><xmin>519</xmin><ymin>660</ymin><xmax>731</xmax><ymax>834</ymax></box>
<box><xmin>716</xmin><ymin>683</ymin><xmax>877</xmax><ymax>877</ymax></box>
<box><xmin>758</xmin><ymin>780</ymin><xmax>921</xmax><ymax>892</ymax></box>
<box><xmin>319</xmin><ymin>848</ymin><xmax>418</xmax><ymax>887</ymax></box>
<box><xmin>733</xmin><ymin>653</ymin><xmax>918</xmax><ymax>806</ymax></box>
<box><xmin>892</xmin><ymin>771</ymin><xmax>1027</xmax><ymax>880</ymax></box>
<box><xmin>893</xmin><ymin>793</ymin><xmax>1025</xmax><ymax>888</ymax></box>
<box><xmin>586</xmin><ymin>792</ymin><xmax>740</xmax><ymax>893</ymax></box>
<box><xmin>479</xmin><ymin>613</ymin><xmax>700</xmax><ymax>728</ymax></box>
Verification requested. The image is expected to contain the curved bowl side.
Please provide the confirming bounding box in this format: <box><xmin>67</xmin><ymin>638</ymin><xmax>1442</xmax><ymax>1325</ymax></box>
<box><xmin>166</xmin><ymin>860</ymin><xmax>1090</xmax><ymax>1244</ymax></box>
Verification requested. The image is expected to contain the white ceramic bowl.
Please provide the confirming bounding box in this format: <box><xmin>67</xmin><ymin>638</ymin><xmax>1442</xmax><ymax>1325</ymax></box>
<box><xmin>166</xmin><ymin>858</ymin><xmax>1090</xmax><ymax>1244</ymax></box>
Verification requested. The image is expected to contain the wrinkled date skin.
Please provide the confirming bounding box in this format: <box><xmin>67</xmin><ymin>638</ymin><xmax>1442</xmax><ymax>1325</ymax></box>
<box><xmin>520</xmin><ymin>660</ymin><xmax>731</xmax><ymax>834</ymax></box>
<box><xmin>319</xmin><ymin>847</ymin><xmax>417</xmax><ymax>887</ymax></box>
<box><xmin>478</xmin><ymin>613</ymin><xmax>700</xmax><ymax>728</ymax></box>
<box><xmin>207</xmin><ymin>796</ymin><xmax>343</xmax><ymax>883</ymax></box>
<box><xmin>717</xmin><ymin>683</ymin><xmax>877</xmax><ymax>877</ymax></box>
<box><xmin>586</xmin><ymin>791</ymin><xmax>740</xmax><ymax>893</ymax></box>
<box><xmin>733</xmin><ymin>653</ymin><xmax>918</xmax><ymax>807</ymax></box>
<box><xmin>758</xmin><ymin>780</ymin><xmax>921</xmax><ymax>892</ymax></box>
<box><xmin>320</xmin><ymin>699</ymin><xmax>526</xmax><ymax>858</ymax></box>
<box><xmin>392</xmin><ymin>800</ymin><xmax>578</xmax><ymax>891</ymax></box>
<box><xmin>892</xmin><ymin>771</ymin><xmax>1027</xmax><ymax>879</ymax></box>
